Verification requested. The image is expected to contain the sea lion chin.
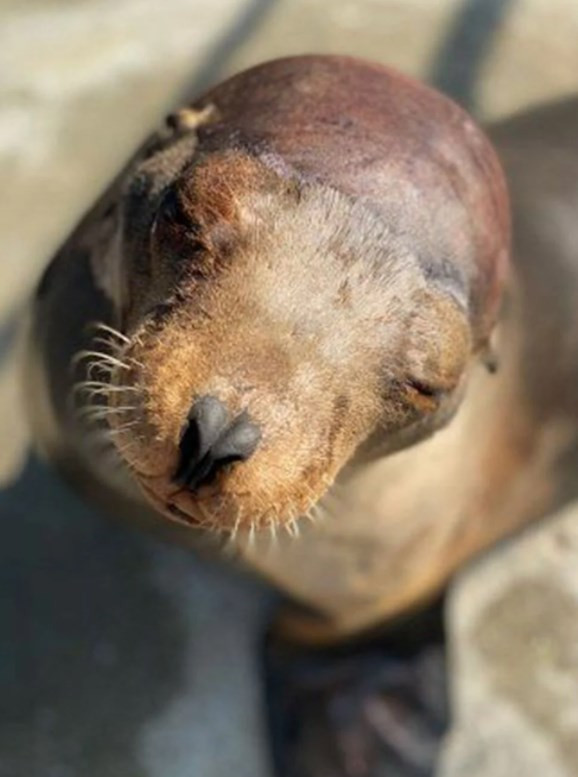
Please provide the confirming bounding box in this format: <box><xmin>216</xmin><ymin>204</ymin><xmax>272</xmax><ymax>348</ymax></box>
<box><xmin>85</xmin><ymin>56</ymin><xmax>508</xmax><ymax>536</ymax></box>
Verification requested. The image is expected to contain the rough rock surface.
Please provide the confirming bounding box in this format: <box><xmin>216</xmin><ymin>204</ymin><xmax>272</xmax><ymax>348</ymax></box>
<box><xmin>439</xmin><ymin>504</ymin><xmax>578</xmax><ymax>777</ymax></box>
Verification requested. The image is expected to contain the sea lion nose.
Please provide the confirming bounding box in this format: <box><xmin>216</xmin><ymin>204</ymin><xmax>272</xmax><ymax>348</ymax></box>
<box><xmin>174</xmin><ymin>395</ymin><xmax>261</xmax><ymax>491</ymax></box>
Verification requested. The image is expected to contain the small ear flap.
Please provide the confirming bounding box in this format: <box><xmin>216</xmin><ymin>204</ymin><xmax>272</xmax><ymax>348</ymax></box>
<box><xmin>480</xmin><ymin>325</ymin><xmax>500</xmax><ymax>374</ymax></box>
<box><xmin>483</xmin><ymin>347</ymin><xmax>499</xmax><ymax>374</ymax></box>
<box><xmin>165</xmin><ymin>105</ymin><xmax>217</xmax><ymax>136</ymax></box>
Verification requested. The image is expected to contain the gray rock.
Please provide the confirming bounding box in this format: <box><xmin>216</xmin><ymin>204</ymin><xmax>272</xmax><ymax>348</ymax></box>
<box><xmin>439</xmin><ymin>504</ymin><xmax>578</xmax><ymax>777</ymax></box>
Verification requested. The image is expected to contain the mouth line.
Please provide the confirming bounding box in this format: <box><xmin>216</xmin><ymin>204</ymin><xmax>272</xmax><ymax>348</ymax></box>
<box><xmin>138</xmin><ymin>477</ymin><xmax>222</xmax><ymax>530</ymax></box>
<box><xmin>166</xmin><ymin>501</ymin><xmax>199</xmax><ymax>524</ymax></box>
<box><xmin>139</xmin><ymin>480</ymin><xmax>194</xmax><ymax>521</ymax></box>
<box><xmin>132</xmin><ymin>456</ymin><xmax>329</xmax><ymax>535</ymax></box>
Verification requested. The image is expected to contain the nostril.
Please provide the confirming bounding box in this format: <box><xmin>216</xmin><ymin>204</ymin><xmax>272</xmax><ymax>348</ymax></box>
<box><xmin>182</xmin><ymin>395</ymin><xmax>228</xmax><ymax>461</ymax></box>
<box><xmin>211</xmin><ymin>411</ymin><xmax>261</xmax><ymax>463</ymax></box>
<box><xmin>175</xmin><ymin>395</ymin><xmax>228</xmax><ymax>488</ymax></box>
<box><xmin>174</xmin><ymin>396</ymin><xmax>261</xmax><ymax>491</ymax></box>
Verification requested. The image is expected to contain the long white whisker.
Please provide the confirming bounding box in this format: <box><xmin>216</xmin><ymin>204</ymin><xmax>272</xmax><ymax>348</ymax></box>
<box><xmin>267</xmin><ymin>517</ymin><xmax>278</xmax><ymax>549</ymax></box>
<box><xmin>73</xmin><ymin>382</ymin><xmax>141</xmax><ymax>397</ymax></box>
<box><xmin>72</xmin><ymin>380</ymin><xmax>112</xmax><ymax>392</ymax></box>
<box><xmin>107</xmin><ymin>421</ymin><xmax>141</xmax><ymax>435</ymax></box>
<box><xmin>85</xmin><ymin>363</ymin><xmax>117</xmax><ymax>379</ymax></box>
<box><xmin>89</xmin><ymin>322</ymin><xmax>130</xmax><ymax>344</ymax></box>
<box><xmin>76</xmin><ymin>406</ymin><xmax>137</xmax><ymax>422</ymax></box>
<box><xmin>93</xmin><ymin>336</ymin><xmax>124</xmax><ymax>352</ymax></box>
<box><xmin>72</xmin><ymin>350</ymin><xmax>132</xmax><ymax>370</ymax></box>
<box><xmin>231</xmin><ymin>518</ymin><xmax>241</xmax><ymax>542</ymax></box>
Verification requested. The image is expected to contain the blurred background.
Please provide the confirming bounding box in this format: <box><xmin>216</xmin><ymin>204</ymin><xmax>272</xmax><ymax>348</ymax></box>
<box><xmin>1</xmin><ymin>1</ymin><xmax>578</xmax><ymax>776</ymax></box>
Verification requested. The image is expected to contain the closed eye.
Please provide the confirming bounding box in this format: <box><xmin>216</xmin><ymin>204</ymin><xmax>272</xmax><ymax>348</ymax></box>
<box><xmin>404</xmin><ymin>377</ymin><xmax>444</xmax><ymax>400</ymax></box>
<box><xmin>159</xmin><ymin>189</ymin><xmax>200</xmax><ymax>234</ymax></box>
<box><xmin>403</xmin><ymin>377</ymin><xmax>447</xmax><ymax>412</ymax></box>
<box><xmin>155</xmin><ymin>189</ymin><xmax>206</xmax><ymax>256</ymax></box>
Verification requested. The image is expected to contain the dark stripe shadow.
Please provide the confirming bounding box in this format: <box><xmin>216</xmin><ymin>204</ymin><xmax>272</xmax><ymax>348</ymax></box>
<box><xmin>430</xmin><ymin>0</ymin><xmax>517</xmax><ymax>112</ymax></box>
<box><xmin>180</xmin><ymin>0</ymin><xmax>281</xmax><ymax>102</ymax></box>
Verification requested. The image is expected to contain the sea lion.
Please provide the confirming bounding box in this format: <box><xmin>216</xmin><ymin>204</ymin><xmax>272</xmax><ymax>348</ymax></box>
<box><xmin>25</xmin><ymin>55</ymin><xmax>576</xmax><ymax>644</ymax></box>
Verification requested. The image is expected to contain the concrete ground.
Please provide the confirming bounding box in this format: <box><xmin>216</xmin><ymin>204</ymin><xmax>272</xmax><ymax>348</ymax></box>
<box><xmin>0</xmin><ymin>458</ymin><xmax>273</xmax><ymax>777</ymax></box>
<box><xmin>2</xmin><ymin>0</ymin><xmax>578</xmax><ymax>775</ymax></box>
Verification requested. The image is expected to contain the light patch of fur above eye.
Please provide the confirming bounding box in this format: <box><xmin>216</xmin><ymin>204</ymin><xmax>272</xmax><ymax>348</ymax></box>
<box><xmin>237</xmin><ymin>183</ymin><xmax>432</xmax><ymax>369</ymax></box>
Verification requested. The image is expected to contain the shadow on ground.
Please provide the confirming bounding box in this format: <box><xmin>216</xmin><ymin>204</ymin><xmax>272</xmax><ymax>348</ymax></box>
<box><xmin>0</xmin><ymin>456</ymin><xmax>273</xmax><ymax>777</ymax></box>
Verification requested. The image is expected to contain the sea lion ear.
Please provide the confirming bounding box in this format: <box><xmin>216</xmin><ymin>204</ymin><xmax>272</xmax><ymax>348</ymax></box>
<box><xmin>482</xmin><ymin>345</ymin><xmax>499</xmax><ymax>374</ymax></box>
<box><xmin>481</xmin><ymin>325</ymin><xmax>501</xmax><ymax>374</ymax></box>
<box><xmin>165</xmin><ymin>105</ymin><xmax>217</xmax><ymax>136</ymax></box>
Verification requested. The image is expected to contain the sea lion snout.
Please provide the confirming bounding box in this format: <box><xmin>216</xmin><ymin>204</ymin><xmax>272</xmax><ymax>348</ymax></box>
<box><xmin>106</xmin><ymin>306</ymin><xmax>378</xmax><ymax>535</ymax></box>
<box><xmin>174</xmin><ymin>396</ymin><xmax>261</xmax><ymax>491</ymax></box>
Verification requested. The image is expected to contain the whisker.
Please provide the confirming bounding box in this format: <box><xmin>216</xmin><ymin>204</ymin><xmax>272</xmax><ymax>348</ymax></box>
<box><xmin>74</xmin><ymin>388</ymin><xmax>114</xmax><ymax>402</ymax></box>
<box><xmin>72</xmin><ymin>350</ymin><xmax>133</xmax><ymax>370</ymax></box>
<box><xmin>76</xmin><ymin>390</ymin><xmax>113</xmax><ymax>404</ymax></box>
<box><xmin>286</xmin><ymin>518</ymin><xmax>301</xmax><ymax>539</ymax></box>
<box><xmin>77</xmin><ymin>407</ymin><xmax>139</xmax><ymax>431</ymax></box>
<box><xmin>76</xmin><ymin>404</ymin><xmax>137</xmax><ymax>417</ymax></box>
<box><xmin>229</xmin><ymin>514</ymin><xmax>242</xmax><ymax>543</ymax></box>
<box><xmin>93</xmin><ymin>336</ymin><xmax>125</xmax><ymax>352</ymax></box>
<box><xmin>304</xmin><ymin>508</ymin><xmax>317</xmax><ymax>524</ymax></box>
<box><xmin>85</xmin><ymin>362</ymin><xmax>117</xmax><ymax>380</ymax></box>
<box><xmin>107</xmin><ymin>421</ymin><xmax>142</xmax><ymax>435</ymax></box>
<box><xmin>72</xmin><ymin>380</ymin><xmax>112</xmax><ymax>392</ymax></box>
<box><xmin>73</xmin><ymin>382</ymin><xmax>141</xmax><ymax>397</ymax></box>
<box><xmin>267</xmin><ymin>516</ymin><xmax>278</xmax><ymax>549</ymax></box>
<box><xmin>88</xmin><ymin>321</ymin><xmax>131</xmax><ymax>344</ymax></box>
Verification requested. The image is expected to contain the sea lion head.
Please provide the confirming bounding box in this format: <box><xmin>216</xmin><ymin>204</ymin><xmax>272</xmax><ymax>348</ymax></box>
<box><xmin>93</xmin><ymin>57</ymin><xmax>509</xmax><ymax>536</ymax></box>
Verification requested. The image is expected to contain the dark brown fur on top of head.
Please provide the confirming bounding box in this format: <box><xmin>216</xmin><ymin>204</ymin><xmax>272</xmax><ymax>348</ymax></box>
<box><xmin>99</xmin><ymin>56</ymin><xmax>508</xmax><ymax>535</ymax></box>
<box><xmin>193</xmin><ymin>56</ymin><xmax>510</xmax><ymax>344</ymax></box>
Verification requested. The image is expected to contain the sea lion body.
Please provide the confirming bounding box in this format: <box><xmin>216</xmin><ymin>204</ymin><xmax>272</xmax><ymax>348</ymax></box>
<box><xmin>25</xmin><ymin>57</ymin><xmax>578</xmax><ymax>640</ymax></box>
